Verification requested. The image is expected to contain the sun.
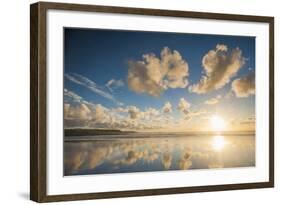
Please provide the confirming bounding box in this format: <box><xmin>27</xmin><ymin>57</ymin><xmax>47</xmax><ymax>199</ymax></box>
<box><xmin>210</xmin><ymin>115</ymin><xmax>225</xmax><ymax>131</ymax></box>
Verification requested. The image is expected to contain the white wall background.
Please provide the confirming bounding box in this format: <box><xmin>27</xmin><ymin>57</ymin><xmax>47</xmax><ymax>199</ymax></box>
<box><xmin>0</xmin><ymin>0</ymin><xmax>279</xmax><ymax>204</ymax></box>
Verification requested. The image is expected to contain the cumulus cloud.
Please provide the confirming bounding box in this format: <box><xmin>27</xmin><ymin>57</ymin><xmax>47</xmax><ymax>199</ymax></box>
<box><xmin>231</xmin><ymin>72</ymin><xmax>255</xmax><ymax>97</ymax></box>
<box><xmin>64</xmin><ymin>99</ymin><xmax>169</xmax><ymax>130</ymax></box>
<box><xmin>128</xmin><ymin>47</ymin><xmax>189</xmax><ymax>96</ymax></box>
<box><xmin>177</xmin><ymin>98</ymin><xmax>191</xmax><ymax>114</ymax></box>
<box><xmin>106</xmin><ymin>79</ymin><xmax>124</xmax><ymax>92</ymax></box>
<box><xmin>64</xmin><ymin>90</ymin><xmax>202</xmax><ymax>130</ymax></box>
<box><xmin>128</xmin><ymin>106</ymin><xmax>140</xmax><ymax>119</ymax></box>
<box><xmin>63</xmin><ymin>89</ymin><xmax>119</xmax><ymax>128</ymax></box>
<box><xmin>204</xmin><ymin>95</ymin><xmax>221</xmax><ymax>105</ymax></box>
<box><xmin>64</xmin><ymin>89</ymin><xmax>103</xmax><ymax>114</ymax></box>
<box><xmin>64</xmin><ymin>103</ymin><xmax>108</xmax><ymax>125</ymax></box>
<box><xmin>189</xmin><ymin>44</ymin><xmax>245</xmax><ymax>94</ymax></box>
<box><xmin>65</xmin><ymin>73</ymin><xmax>123</xmax><ymax>105</ymax></box>
<box><xmin>116</xmin><ymin>105</ymin><xmax>161</xmax><ymax>123</ymax></box>
<box><xmin>64</xmin><ymin>96</ymin><xmax>206</xmax><ymax>130</ymax></box>
<box><xmin>176</xmin><ymin>108</ymin><xmax>208</xmax><ymax>128</ymax></box>
<box><xmin>162</xmin><ymin>102</ymin><xmax>172</xmax><ymax>113</ymax></box>
<box><xmin>216</xmin><ymin>44</ymin><xmax>228</xmax><ymax>52</ymax></box>
<box><xmin>143</xmin><ymin>108</ymin><xmax>160</xmax><ymax>120</ymax></box>
<box><xmin>93</xmin><ymin>104</ymin><xmax>107</xmax><ymax>122</ymax></box>
<box><xmin>64</xmin><ymin>103</ymin><xmax>92</xmax><ymax>120</ymax></box>
<box><xmin>64</xmin><ymin>89</ymin><xmax>83</xmax><ymax>103</ymax></box>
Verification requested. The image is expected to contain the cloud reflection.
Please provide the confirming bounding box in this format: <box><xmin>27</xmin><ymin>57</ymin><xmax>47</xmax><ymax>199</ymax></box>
<box><xmin>64</xmin><ymin>134</ymin><xmax>255</xmax><ymax>175</ymax></box>
<box><xmin>178</xmin><ymin>148</ymin><xmax>192</xmax><ymax>170</ymax></box>
<box><xmin>162</xmin><ymin>153</ymin><xmax>172</xmax><ymax>169</ymax></box>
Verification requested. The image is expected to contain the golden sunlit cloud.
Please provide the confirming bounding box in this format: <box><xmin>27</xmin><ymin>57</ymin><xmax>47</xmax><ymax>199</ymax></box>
<box><xmin>210</xmin><ymin>115</ymin><xmax>226</xmax><ymax>131</ymax></box>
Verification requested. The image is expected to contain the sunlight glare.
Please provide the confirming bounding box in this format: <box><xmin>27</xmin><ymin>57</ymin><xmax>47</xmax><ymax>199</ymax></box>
<box><xmin>212</xmin><ymin>135</ymin><xmax>226</xmax><ymax>151</ymax></box>
<box><xmin>210</xmin><ymin>115</ymin><xmax>225</xmax><ymax>131</ymax></box>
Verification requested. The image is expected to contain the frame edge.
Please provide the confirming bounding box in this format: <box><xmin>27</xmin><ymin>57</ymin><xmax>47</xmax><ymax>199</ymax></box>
<box><xmin>30</xmin><ymin>2</ymin><xmax>40</xmax><ymax>202</ymax></box>
<box><xmin>30</xmin><ymin>2</ymin><xmax>48</xmax><ymax>203</ymax></box>
<box><xmin>37</xmin><ymin>1</ymin><xmax>274</xmax><ymax>22</ymax></box>
<box><xmin>269</xmin><ymin>17</ymin><xmax>274</xmax><ymax>188</ymax></box>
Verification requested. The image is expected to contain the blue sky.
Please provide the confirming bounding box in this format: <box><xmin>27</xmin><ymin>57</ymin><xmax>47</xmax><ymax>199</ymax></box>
<box><xmin>63</xmin><ymin>28</ymin><xmax>255</xmax><ymax>131</ymax></box>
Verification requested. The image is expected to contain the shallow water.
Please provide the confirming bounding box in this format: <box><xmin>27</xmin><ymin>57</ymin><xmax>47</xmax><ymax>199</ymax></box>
<box><xmin>64</xmin><ymin>133</ymin><xmax>255</xmax><ymax>176</ymax></box>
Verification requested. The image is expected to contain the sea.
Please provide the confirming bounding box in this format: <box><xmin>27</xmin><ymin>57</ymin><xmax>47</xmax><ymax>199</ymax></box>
<box><xmin>64</xmin><ymin>132</ymin><xmax>255</xmax><ymax>176</ymax></box>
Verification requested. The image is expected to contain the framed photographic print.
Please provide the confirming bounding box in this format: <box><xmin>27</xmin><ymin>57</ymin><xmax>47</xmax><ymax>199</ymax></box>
<box><xmin>30</xmin><ymin>1</ymin><xmax>274</xmax><ymax>202</ymax></box>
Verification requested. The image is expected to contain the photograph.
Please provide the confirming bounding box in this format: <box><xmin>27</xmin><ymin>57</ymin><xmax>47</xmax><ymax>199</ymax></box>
<box><xmin>63</xmin><ymin>28</ymin><xmax>256</xmax><ymax>176</ymax></box>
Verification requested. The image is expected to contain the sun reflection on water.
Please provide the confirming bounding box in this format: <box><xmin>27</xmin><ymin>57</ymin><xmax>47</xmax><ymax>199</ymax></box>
<box><xmin>212</xmin><ymin>135</ymin><xmax>226</xmax><ymax>151</ymax></box>
<box><xmin>64</xmin><ymin>133</ymin><xmax>255</xmax><ymax>175</ymax></box>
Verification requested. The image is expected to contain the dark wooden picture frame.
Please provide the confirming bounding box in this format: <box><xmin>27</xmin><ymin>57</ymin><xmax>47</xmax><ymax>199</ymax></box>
<box><xmin>30</xmin><ymin>1</ymin><xmax>274</xmax><ymax>202</ymax></box>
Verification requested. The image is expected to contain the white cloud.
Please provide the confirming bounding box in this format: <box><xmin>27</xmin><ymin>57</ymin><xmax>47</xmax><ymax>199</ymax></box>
<box><xmin>128</xmin><ymin>47</ymin><xmax>189</xmax><ymax>96</ymax></box>
<box><xmin>106</xmin><ymin>79</ymin><xmax>124</xmax><ymax>92</ymax></box>
<box><xmin>64</xmin><ymin>89</ymin><xmax>100</xmax><ymax>110</ymax></box>
<box><xmin>93</xmin><ymin>104</ymin><xmax>107</xmax><ymax>122</ymax></box>
<box><xmin>63</xmin><ymin>89</ymin><xmax>119</xmax><ymax>128</ymax></box>
<box><xmin>128</xmin><ymin>106</ymin><xmax>140</xmax><ymax>119</ymax></box>
<box><xmin>64</xmin><ymin>93</ymin><xmax>203</xmax><ymax>131</ymax></box>
<box><xmin>204</xmin><ymin>95</ymin><xmax>221</xmax><ymax>105</ymax></box>
<box><xmin>65</xmin><ymin>73</ymin><xmax>123</xmax><ymax>105</ymax></box>
<box><xmin>189</xmin><ymin>44</ymin><xmax>245</xmax><ymax>94</ymax></box>
<box><xmin>64</xmin><ymin>100</ymin><xmax>173</xmax><ymax>130</ymax></box>
<box><xmin>231</xmin><ymin>72</ymin><xmax>255</xmax><ymax>97</ymax></box>
<box><xmin>177</xmin><ymin>98</ymin><xmax>191</xmax><ymax>114</ymax></box>
<box><xmin>64</xmin><ymin>94</ymin><xmax>117</xmax><ymax>128</ymax></box>
<box><xmin>162</xmin><ymin>102</ymin><xmax>172</xmax><ymax>113</ymax></box>
<box><xmin>64</xmin><ymin>103</ymin><xmax>92</xmax><ymax>120</ymax></box>
<box><xmin>113</xmin><ymin>107</ymin><xmax>128</xmax><ymax>113</ymax></box>
<box><xmin>126</xmin><ymin>106</ymin><xmax>161</xmax><ymax>121</ymax></box>
<box><xmin>216</xmin><ymin>44</ymin><xmax>228</xmax><ymax>52</ymax></box>
<box><xmin>64</xmin><ymin>89</ymin><xmax>82</xmax><ymax>103</ymax></box>
<box><xmin>176</xmin><ymin>106</ymin><xmax>207</xmax><ymax>128</ymax></box>
<box><xmin>188</xmin><ymin>109</ymin><xmax>207</xmax><ymax>117</ymax></box>
<box><xmin>143</xmin><ymin>108</ymin><xmax>160</xmax><ymax>120</ymax></box>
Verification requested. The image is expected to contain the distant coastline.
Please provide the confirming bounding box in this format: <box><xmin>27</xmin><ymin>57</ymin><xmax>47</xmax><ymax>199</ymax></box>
<box><xmin>64</xmin><ymin>128</ymin><xmax>255</xmax><ymax>137</ymax></box>
<box><xmin>64</xmin><ymin>128</ymin><xmax>136</xmax><ymax>136</ymax></box>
